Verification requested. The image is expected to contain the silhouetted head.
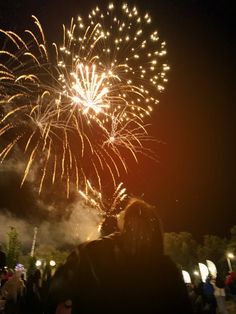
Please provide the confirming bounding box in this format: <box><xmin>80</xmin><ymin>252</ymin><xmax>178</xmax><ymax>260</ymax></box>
<box><xmin>100</xmin><ymin>215</ymin><xmax>118</xmax><ymax>237</ymax></box>
<box><xmin>34</xmin><ymin>269</ymin><xmax>41</xmax><ymax>281</ymax></box>
<box><xmin>118</xmin><ymin>198</ymin><xmax>163</xmax><ymax>258</ymax></box>
<box><xmin>43</xmin><ymin>263</ymin><xmax>52</xmax><ymax>281</ymax></box>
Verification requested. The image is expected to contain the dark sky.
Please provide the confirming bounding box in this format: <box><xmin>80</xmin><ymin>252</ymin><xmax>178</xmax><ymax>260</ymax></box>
<box><xmin>0</xmin><ymin>0</ymin><xmax>235</xmax><ymax>240</ymax></box>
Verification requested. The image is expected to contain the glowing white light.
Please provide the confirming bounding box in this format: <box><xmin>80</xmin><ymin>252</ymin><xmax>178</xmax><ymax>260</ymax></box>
<box><xmin>206</xmin><ymin>260</ymin><xmax>217</xmax><ymax>278</ymax></box>
<box><xmin>15</xmin><ymin>264</ymin><xmax>25</xmax><ymax>272</ymax></box>
<box><xmin>35</xmin><ymin>260</ymin><xmax>42</xmax><ymax>267</ymax></box>
<box><xmin>49</xmin><ymin>260</ymin><xmax>56</xmax><ymax>267</ymax></box>
<box><xmin>227</xmin><ymin>253</ymin><xmax>234</xmax><ymax>259</ymax></box>
<box><xmin>182</xmin><ymin>270</ymin><xmax>191</xmax><ymax>284</ymax></box>
<box><xmin>71</xmin><ymin>64</ymin><xmax>110</xmax><ymax>114</ymax></box>
<box><xmin>198</xmin><ymin>263</ymin><xmax>209</xmax><ymax>282</ymax></box>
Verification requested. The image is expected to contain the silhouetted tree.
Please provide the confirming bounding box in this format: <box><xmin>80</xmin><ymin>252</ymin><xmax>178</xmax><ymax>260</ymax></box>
<box><xmin>197</xmin><ymin>235</ymin><xmax>228</xmax><ymax>274</ymax></box>
<box><xmin>6</xmin><ymin>226</ymin><xmax>21</xmax><ymax>268</ymax></box>
<box><xmin>164</xmin><ymin>232</ymin><xmax>198</xmax><ymax>270</ymax></box>
<box><xmin>27</xmin><ymin>256</ymin><xmax>37</xmax><ymax>278</ymax></box>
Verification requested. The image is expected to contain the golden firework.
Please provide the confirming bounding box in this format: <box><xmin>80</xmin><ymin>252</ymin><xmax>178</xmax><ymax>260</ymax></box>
<box><xmin>0</xmin><ymin>3</ymin><xmax>169</xmax><ymax>196</ymax></box>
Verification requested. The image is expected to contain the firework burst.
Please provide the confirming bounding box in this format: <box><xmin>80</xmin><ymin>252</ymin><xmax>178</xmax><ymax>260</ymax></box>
<box><xmin>79</xmin><ymin>179</ymin><xmax>128</xmax><ymax>234</ymax></box>
<box><xmin>0</xmin><ymin>3</ymin><xmax>169</xmax><ymax>196</ymax></box>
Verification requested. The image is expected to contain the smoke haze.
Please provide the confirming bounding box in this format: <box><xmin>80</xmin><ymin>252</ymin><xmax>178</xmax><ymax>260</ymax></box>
<box><xmin>0</xmin><ymin>158</ymin><xmax>102</xmax><ymax>250</ymax></box>
<box><xmin>0</xmin><ymin>198</ymin><xmax>102</xmax><ymax>250</ymax></box>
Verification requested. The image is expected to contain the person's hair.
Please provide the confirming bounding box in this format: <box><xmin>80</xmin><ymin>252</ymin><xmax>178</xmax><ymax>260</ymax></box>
<box><xmin>122</xmin><ymin>198</ymin><xmax>163</xmax><ymax>258</ymax></box>
<box><xmin>100</xmin><ymin>215</ymin><xmax>118</xmax><ymax>237</ymax></box>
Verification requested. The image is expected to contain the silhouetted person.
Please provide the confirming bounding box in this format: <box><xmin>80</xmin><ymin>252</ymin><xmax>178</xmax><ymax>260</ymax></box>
<box><xmin>225</xmin><ymin>271</ymin><xmax>236</xmax><ymax>304</ymax></box>
<box><xmin>0</xmin><ymin>269</ymin><xmax>8</xmax><ymax>287</ymax></box>
<box><xmin>0</xmin><ymin>244</ymin><xmax>6</xmax><ymax>271</ymax></box>
<box><xmin>213</xmin><ymin>274</ymin><xmax>228</xmax><ymax>314</ymax></box>
<box><xmin>1</xmin><ymin>270</ymin><xmax>25</xmax><ymax>314</ymax></box>
<box><xmin>48</xmin><ymin>198</ymin><xmax>193</xmax><ymax>313</ymax></box>
<box><xmin>203</xmin><ymin>276</ymin><xmax>217</xmax><ymax>314</ymax></box>
<box><xmin>24</xmin><ymin>269</ymin><xmax>44</xmax><ymax>314</ymax></box>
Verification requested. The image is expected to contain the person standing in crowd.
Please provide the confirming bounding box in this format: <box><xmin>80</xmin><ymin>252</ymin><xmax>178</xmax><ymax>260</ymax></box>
<box><xmin>0</xmin><ymin>245</ymin><xmax>6</xmax><ymax>271</ymax></box>
<box><xmin>213</xmin><ymin>273</ymin><xmax>228</xmax><ymax>314</ymax></box>
<box><xmin>203</xmin><ymin>276</ymin><xmax>217</xmax><ymax>314</ymax></box>
<box><xmin>225</xmin><ymin>271</ymin><xmax>236</xmax><ymax>304</ymax></box>
<box><xmin>1</xmin><ymin>270</ymin><xmax>25</xmax><ymax>314</ymax></box>
<box><xmin>24</xmin><ymin>269</ymin><xmax>44</xmax><ymax>314</ymax></box>
<box><xmin>48</xmin><ymin>198</ymin><xmax>193</xmax><ymax>313</ymax></box>
<box><xmin>0</xmin><ymin>270</ymin><xmax>8</xmax><ymax>288</ymax></box>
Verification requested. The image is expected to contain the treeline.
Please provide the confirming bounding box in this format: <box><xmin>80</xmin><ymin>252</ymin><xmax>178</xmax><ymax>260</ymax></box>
<box><xmin>1</xmin><ymin>227</ymin><xmax>68</xmax><ymax>270</ymax></box>
<box><xmin>1</xmin><ymin>226</ymin><xmax>236</xmax><ymax>275</ymax></box>
<box><xmin>164</xmin><ymin>226</ymin><xmax>236</xmax><ymax>275</ymax></box>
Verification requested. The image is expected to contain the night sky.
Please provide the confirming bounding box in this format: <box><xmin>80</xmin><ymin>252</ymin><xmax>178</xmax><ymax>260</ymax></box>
<box><xmin>0</xmin><ymin>0</ymin><xmax>235</xmax><ymax>240</ymax></box>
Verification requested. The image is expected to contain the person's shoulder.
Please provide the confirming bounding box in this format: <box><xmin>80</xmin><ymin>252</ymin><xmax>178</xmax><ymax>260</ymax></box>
<box><xmin>77</xmin><ymin>233</ymin><xmax>121</xmax><ymax>264</ymax></box>
<box><xmin>161</xmin><ymin>254</ymin><xmax>178</xmax><ymax>267</ymax></box>
<box><xmin>82</xmin><ymin>232</ymin><xmax>120</xmax><ymax>250</ymax></box>
<box><xmin>159</xmin><ymin>254</ymin><xmax>183</xmax><ymax>278</ymax></box>
<box><xmin>63</xmin><ymin>233</ymin><xmax>121</xmax><ymax>267</ymax></box>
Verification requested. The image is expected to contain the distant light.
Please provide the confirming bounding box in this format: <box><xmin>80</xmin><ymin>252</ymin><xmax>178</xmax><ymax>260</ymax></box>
<box><xmin>182</xmin><ymin>270</ymin><xmax>191</xmax><ymax>284</ymax></box>
<box><xmin>35</xmin><ymin>260</ymin><xmax>42</xmax><ymax>267</ymax></box>
<box><xmin>198</xmin><ymin>263</ymin><xmax>209</xmax><ymax>282</ymax></box>
<box><xmin>193</xmin><ymin>271</ymin><xmax>199</xmax><ymax>276</ymax></box>
<box><xmin>206</xmin><ymin>260</ymin><xmax>217</xmax><ymax>278</ymax></box>
<box><xmin>49</xmin><ymin>260</ymin><xmax>56</xmax><ymax>267</ymax></box>
<box><xmin>15</xmin><ymin>263</ymin><xmax>24</xmax><ymax>272</ymax></box>
<box><xmin>227</xmin><ymin>253</ymin><xmax>234</xmax><ymax>259</ymax></box>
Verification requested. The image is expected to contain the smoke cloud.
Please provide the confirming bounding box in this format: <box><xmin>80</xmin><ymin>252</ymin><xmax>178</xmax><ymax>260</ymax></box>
<box><xmin>0</xmin><ymin>156</ymin><xmax>103</xmax><ymax>252</ymax></box>
<box><xmin>0</xmin><ymin>198</ymin><xmax>102</xmax><ymax>250</ymax></box>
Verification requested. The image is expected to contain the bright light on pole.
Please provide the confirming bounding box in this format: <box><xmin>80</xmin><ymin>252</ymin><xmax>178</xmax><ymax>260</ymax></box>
<box><xmin>49</xmin><ymin>260</ymin><xmax>56</xmax><ymax>267</ymax></box>
<box><xmin>35</xmin><ymin>260</ymin><xmax>42</xmax><ymax>267</ymax></box>
<box><xmin>226</xmin><ymin>253</ymin><xmax>234</xmax><ymax>272</ymax></box>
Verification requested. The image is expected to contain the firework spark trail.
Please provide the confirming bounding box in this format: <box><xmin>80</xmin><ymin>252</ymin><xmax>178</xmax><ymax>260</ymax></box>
<box><xmin>101</xmin><ymin>111</ymin><xmax>157</xmax><ymax>164</ymax></box>
<box><xmin>0</xmin><ymin>3</ymin><xmax>169</xmax><ymax>195</ymax></box>
<box><xmin>79</xmin><ymin>179</ymin><xmax>127</xmax><ymax>219</ymax></box>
